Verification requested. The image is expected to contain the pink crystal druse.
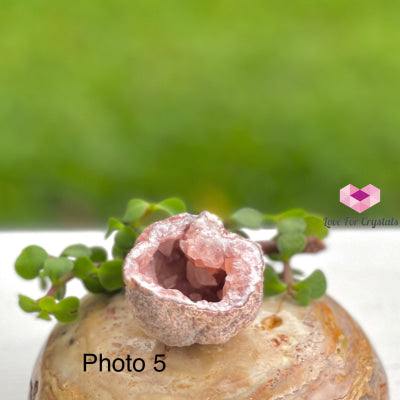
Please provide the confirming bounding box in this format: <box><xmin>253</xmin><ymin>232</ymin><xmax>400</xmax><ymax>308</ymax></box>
<box><xmin>123</xmin><ymin>212</ymin><xmax>265</xmax><ymax>346</ymax></box>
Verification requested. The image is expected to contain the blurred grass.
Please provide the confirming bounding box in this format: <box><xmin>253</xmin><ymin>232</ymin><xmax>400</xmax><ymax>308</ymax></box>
<box><xmin>1</xmin><ymin>0</ymin><xmax>399</xmax><ymax>227</ymax></box>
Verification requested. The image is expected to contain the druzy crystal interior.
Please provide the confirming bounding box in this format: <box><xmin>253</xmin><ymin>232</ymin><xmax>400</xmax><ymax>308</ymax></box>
<box><xmin>123</xmin><ymin>211</ymin><xmax>265</xmax><ymax>346</ymax></box>
<box><xmin>151</xmin><ymin>241</ymin><xmax>227</xmax><ymax>302</ymax></box>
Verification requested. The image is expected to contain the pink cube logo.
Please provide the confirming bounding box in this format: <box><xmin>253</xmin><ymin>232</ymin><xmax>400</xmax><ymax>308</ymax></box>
<box><xmin>340</xmin><ymin>184</ymin><xmax>380</xmax><ymax>213</ymax></box>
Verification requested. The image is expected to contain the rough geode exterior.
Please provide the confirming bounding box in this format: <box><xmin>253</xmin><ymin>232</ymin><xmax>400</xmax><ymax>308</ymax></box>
<box><xmin>123</xmin><ymin>211</ymin><xmax>265</xmax><ymax>346</ymax></box>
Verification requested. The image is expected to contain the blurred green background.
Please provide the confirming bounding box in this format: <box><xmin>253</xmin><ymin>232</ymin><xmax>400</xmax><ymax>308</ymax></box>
<box><xmin>1</xmin><ymin>0</ymin><xmax>399</xmax><ymax>228</ymax></box>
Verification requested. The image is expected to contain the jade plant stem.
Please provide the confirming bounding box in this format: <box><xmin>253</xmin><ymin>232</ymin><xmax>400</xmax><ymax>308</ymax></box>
<box><xmin>257</xmin><ymin>236</ymin><xmax>325</xmax><ymax>255</ymax></box>
<box><xmin>43</xmin><ymin>271</ymin><xmax>74</xmax><ymax>298</ymax></box>
<box><xmin>283</xmin><ymin>260</ymin><xmax>293</xmax><ymax>286</ymax></box>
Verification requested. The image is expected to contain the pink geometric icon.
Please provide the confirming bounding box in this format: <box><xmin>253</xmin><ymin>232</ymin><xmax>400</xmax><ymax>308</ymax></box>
<box><xmin>340</xmin><ymin>184</ymin><xmax>380</xmax><ymax>213</ymax></box>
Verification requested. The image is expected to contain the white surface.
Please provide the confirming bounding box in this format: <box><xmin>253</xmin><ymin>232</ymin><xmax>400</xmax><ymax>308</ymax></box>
<box><xmin>0</xmin><ymin>229</ymin><xmax>399</xmax><ymax>399</ymax></box>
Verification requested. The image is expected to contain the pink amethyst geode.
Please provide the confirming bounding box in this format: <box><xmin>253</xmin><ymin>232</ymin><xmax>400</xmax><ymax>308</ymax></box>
<box><xmin>123</xmin><ymin>211</ymin><xmax>265</xmax><ymax>346</ymax></box>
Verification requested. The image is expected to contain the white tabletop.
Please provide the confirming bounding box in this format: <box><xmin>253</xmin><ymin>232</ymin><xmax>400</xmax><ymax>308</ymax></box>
<box><xmin>0</xmin><ymin>229</ymin><xmax>399</xmax><ymax>399</ymax></box>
